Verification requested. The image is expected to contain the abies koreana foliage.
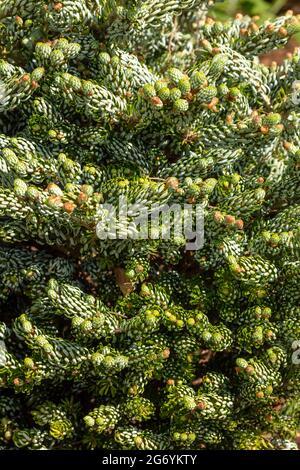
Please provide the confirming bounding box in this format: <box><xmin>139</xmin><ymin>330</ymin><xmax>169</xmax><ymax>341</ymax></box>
<box><xmin>0</xmin><ymin>0</ymin><xmax>299</xmax><ymax>450</ymax></box>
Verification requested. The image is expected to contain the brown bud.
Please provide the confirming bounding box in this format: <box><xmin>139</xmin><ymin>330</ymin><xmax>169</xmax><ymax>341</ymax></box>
<box><xmin>239</xmin><ymin>28</ymin><xmax>248</xmax><ymax>36</ymax></box>
<box><xmin>187</xmin><ymin>196</ymin><xmax>196</xmax><ymax>204</ymax></box>
<box><xmin>20</xmin><ymin>74</ymin><xmax>30</xmax><ymax>82</ymax></box>
<box><xmin>77</xmin><ymin>192</ymin><xmax>89</xmax><ymax>204</ymax></box>
<box><xmin>245</xmin><ymin>365</ymin><xmax>255</xmax><ymax>375</ymax></box>
<box><xmin>214</xmin><ymin>211</ymin><xmax>224</xmax><ymax>223</ymax></box>
<box><xmin>47</xmin><ymin>195</ymin><xmax>63</xmax><ymax>207</ymax></box>
<box><xmin>235</xmin><ymin>13</ymin><xmax>244</xmax><ymax>21</ymax></box>
<box><xmin>15</xmin><ymin>16</ymin><xmax>23</xmax><ymax>26</ymax></box>
<box><xmin>265</xmin><ymin>330</ymin><xmax>275</xmax><ymax>339</ymax></box>
<box><xmin>135</xmin><ymin>264</ymin><xmax>144</xmax><ymax>273</ymax></box>
<box><xmin>31</xmin><ymin>80</ymin><xmax>39</xmax><ymax>89</ymax></box>
<box><xmin>207</xmin><ymin>97</ymin><xmax>219</xmax><ymax>112</ymax></box>
<box><xmin>235</xmin><ymin>219</ymin><xmax>244</xmax><ymax>230</ymax></box>
<box><xmin>250</xmin><ymin>22</ymin><xmax>259</xmax><ymax>32</ymax></box>
<box><xmin>151</xmin><ymin>96</ymin><xmax>163</xmax><ymax>107</ymax></box>
<box><xmin>167</xmin><ymin>379</ymin><xmax>175</xmax><ymax>386</ymax></box>
<box><xmin>63</xmin><ymin>201</ymin><xmax>76</xmax><ymax>213</ymax></box>
<box><xmin>266</xmin><ymin>24</ymin><xmax>275</xmax><ymax>33</ymax></box>
<box><xmin>226</xmin><ymin>114</ymin><xmax>234</xmax><ymax>125</ymax></box>
<box><xmin>200</xmin><ymin>39</ymin><xmax>211</xmax><ymax>48</ymax></box>
<box><xmin>278</xmin><ymin>27</ymin><xmax>288</xmax><ymax>37</ymax></box>
<box><xmin>256</xmin><ymin>391</ymin><xmax>264</xmax><ymax>399</ymax></box>
<box><xmin>212</xmin><ymin>47</ymin><xmax>221</xmax><ymax>55</ymax></box>
<box><xmin>260</xmin><ymin>125</ymin><xmax>269</xmax><ymax>135</ymax></box>
<box><xmin>162</xmin><ymin>348</ymin><xmax>170</xmax><ymax>359</ymax></box>
<box><xmin>53</xmin><ymin>2</ymin><xmax>63</xmax><ymax>12</ymax></box>
<box><xmin>197</xmin><ymin>401</ymin><xmax>206</xmax><ymax>410</ymax></box>
<box><xmin>252</xmin><ymin>114</ymin><xmax>261</xmax><ymax>126</ymax></box>
<box><xmin>47</xmin><ymin>183</ymin><xmax>59</xmax><ymax>192</ymax></box>
<box><xmin>165</xmin><ymin>177</ymin><xmax>179</xmax><ymax>190</ymax></box>
<box><xmin>205</xmin><ymin>17</ymin><xmax>215</xmax><ymax>26</ymax></box>
<box><xmin>224</xmin><ymin>214</ymin><xmax>236</xmax><ymax>225</ymax></box>
<box><xmin>257</xmin><ymin>176</ymin><xmax>265</xmax><ymax>184</ymax></box>
<box><xmin>185</xmin><ymin>92</ymin><xmax>194</xmax><ymax>101</ymax></box>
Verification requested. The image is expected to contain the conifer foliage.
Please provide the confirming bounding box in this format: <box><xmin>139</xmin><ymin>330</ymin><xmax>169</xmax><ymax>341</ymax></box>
<box><xmin>0</xmin><ymin>0</ymin><xmax>299</xmax><ymax>450</ymax></box>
